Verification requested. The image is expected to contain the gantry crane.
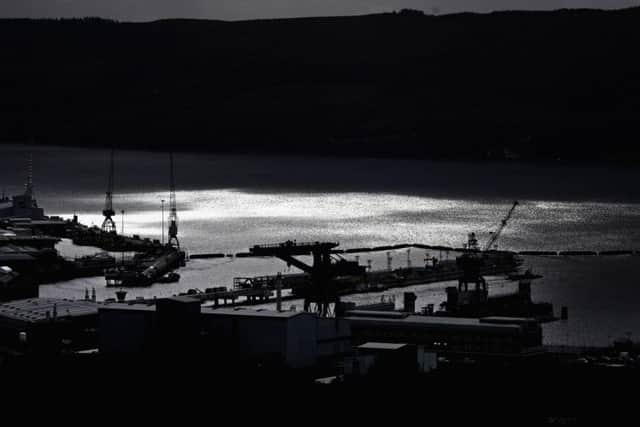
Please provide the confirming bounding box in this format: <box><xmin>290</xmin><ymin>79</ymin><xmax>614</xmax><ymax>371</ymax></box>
<box><xmin>101</xmin><ymin>149</ymin><xmax>117</xmax><ymax>234</ymax></box>
<box><xmin>249</xmin><ymin>241</ymin><xmax>365</xmax><ymax>316</ymax></box>
<box><xmin>456</xmin><ymin>200</ymin><xmax>519</xmax><ymax>297</ymax></box>
<box><xmin>167</xmin><ymin>152</ymin><xmax>179</xmax><ymax>248</ymax></box>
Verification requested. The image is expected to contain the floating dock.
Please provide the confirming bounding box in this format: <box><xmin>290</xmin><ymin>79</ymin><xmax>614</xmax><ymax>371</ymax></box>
<box><xmin>105</xmin><ymin>248</ymin><xmax>186</xmax><ymax>288</ymax></box>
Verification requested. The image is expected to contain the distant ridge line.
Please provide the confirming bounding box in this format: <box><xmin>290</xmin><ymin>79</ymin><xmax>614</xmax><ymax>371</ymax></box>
<box><xmin>2</xmin><ymin>6</ymin><xmax>640</xmax><ymax>25</ymax></box>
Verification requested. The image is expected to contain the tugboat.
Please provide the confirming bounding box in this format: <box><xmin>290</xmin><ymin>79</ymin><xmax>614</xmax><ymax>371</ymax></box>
<box><xmin>157</xmin><ymin>271</ymin><xmax>180</xmax><ymax>283</ymax></box>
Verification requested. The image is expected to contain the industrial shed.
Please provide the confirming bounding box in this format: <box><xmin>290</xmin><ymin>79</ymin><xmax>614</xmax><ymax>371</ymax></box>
<box><xmin>344</xmin><ymin>311</ymin><xmax>543</xmax><ymax>357</ymax></box>
<box><xmin>99</xmin><ymin>303</ymin><xmax>157</xmax><ymax>354</ymax></box>
<box><xmin>200</xmin><ymin>307</ymin><xmax>319</xmax><ymax>368</ymax></box>
<box><xmin>0</xmin><ymin>298</ymin><xmax>99</xmax><ymax>353</ymax></box>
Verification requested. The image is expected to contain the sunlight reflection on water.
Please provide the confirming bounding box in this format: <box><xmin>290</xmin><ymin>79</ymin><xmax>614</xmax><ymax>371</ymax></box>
<box><xmin>52</xmin><ymin>189</ymin><xmax>640</xmax><ymax>255</ymax></box>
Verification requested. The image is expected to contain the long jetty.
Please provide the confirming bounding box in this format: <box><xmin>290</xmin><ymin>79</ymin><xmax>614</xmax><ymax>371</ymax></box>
<box><xmin>189</xmin><ymin>244</ymin><xmax>640</xmax><ymax>259</ymax></box>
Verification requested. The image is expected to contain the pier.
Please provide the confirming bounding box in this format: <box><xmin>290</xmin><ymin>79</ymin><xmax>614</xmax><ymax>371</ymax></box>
<box><xmin>183</xmin><ymin>287</ymin><xmax>275</xmax><ymax>305</ymax></box>
<box><xmin>187</xmin><ymin>243</ymin><xmax>640</xmax><ymax>260</ymax></box>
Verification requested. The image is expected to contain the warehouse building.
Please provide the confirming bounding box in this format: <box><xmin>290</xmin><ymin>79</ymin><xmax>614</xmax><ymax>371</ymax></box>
<box><xmin>0</xmin><ymin>298</ymin><xmax>99</xmax><ymax>353</ymax></box>
<box><xmin>344</xmin><ymin>310</ymin><xmax>543</xmax><ymax>357</ymax></box>
<box><xmin>200</xmin><ymin>307</ymin><xmax>319</xmax><ymax>368</ymax></box>
<box><xmin>98</xmin><ymin>299</ymin><xmax>351</xmax><ymax>369</ymax></box>
<box><xmin>99</xmin><ymin>303</ymin><xmax>157</xmax><ymax>354</ymax></box>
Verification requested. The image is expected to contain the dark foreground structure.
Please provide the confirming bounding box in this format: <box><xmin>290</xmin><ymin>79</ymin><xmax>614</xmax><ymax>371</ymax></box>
<box><xmin>2</xmin><ymin>343</ymin><xmax>637</xmax><ymax>425</ymax></box>
<box><xmin>1</xmin><ymin>295</ymin><xmax>637</xmax><ymax>424</ymax></box>
<box><xmin>0</xmin><ymin>267</ymin><xmax>37</xmax><ymax>302</ymax></box>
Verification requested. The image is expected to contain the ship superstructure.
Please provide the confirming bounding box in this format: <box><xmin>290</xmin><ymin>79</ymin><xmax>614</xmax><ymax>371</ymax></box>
<box><xmin>0</xmin><ymin>153</ymin><xmax>45</xmax><ymax>220</ymax></box>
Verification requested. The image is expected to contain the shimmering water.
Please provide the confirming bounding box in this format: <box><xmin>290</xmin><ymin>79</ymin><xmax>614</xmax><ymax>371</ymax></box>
<box><xmin>2</xmin><ymin>144</ymin><xmax>639</xmax><ymax>347</ymax></box>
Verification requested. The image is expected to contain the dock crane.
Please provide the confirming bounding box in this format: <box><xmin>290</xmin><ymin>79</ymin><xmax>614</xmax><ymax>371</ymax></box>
<box><xmin>250</xmin><ymin>241</ymin><xmax>365</xmax><ymax>316</ymax></box>
<box><xmin>168</xmin><ymin>152</ymin><xmax>179</xmax><ymax>248</ymax></box>
<box><xmin>483</xmin><ymin>200</ymin><xmax>519</xmax><ymax>251</ymax></box>
<box><xmin>455</xmin><ymin>200</ymin><xmax>519</xmax><ymax>301</ymax></box>
<box><xmin>101</xmin><ymin>149</ymin><xmax>117</xmax><ymax>234</ymax></box>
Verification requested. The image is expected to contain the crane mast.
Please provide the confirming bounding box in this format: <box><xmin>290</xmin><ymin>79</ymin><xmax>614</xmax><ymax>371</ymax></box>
<box><xmin>168</xmin><ymin>152</ymin><xmax>179</xmax><ymax>248</ymax></box>
<box><xmin>25</xmin><ymin>152</ymin><xmax>34</xmax><ymax>197</ymax></box>
<box><xmin>483</xmin><ymin>200</ymin><xmax>518</xmax><ymax>251</ymax></box>
<box><xmin>101</xmin><ymin>149</ymin><xmax>117</xmax><ymax>234</ymax></box>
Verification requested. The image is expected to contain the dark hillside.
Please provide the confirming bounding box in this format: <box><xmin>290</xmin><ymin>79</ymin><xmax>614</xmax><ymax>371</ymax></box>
<box><xmin>2</xmin><ymin>8</ymin><xmax>640</xmax><ymax>161</ymax></box>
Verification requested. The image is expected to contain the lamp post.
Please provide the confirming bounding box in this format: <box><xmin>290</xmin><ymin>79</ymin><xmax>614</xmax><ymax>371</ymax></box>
<box><xmin>161</xmin><ymin>199</ymin><xmax>165</xmax><ymax>245</ymax></box>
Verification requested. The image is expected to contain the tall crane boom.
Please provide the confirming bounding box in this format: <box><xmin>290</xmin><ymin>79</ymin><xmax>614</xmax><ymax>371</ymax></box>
<box><xmin>167</xmin><ymin>152</ymin><xmax>179</xmax><ymax>248</ymax></box>
<box><xmin>101</xmin><ymin>149</ymin><xmax>117</xmax><ymax>234</ymax></box>
<box><xmin>483</xmin><ymin>200</ymin><xmax>518</xmax><ymax>251</ymax></box>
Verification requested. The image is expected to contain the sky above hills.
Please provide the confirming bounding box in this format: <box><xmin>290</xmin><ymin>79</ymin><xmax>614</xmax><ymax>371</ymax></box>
<box><xmin>2</xmin><ymin>1</ymin><xmax>639</xmax><ymax>21</ymax></box>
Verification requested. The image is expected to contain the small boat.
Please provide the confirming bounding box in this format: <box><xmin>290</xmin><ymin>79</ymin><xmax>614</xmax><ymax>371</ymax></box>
<box><xmin>157</xmin><ymin>272</ymin><xmax>180</xmax><ymax>283</ymax></box>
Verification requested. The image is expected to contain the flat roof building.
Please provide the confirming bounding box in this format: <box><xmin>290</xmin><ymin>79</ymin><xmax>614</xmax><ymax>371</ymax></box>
<box><xmin>0</xmin><ymin>298</ymin><xmax>100</xmax><ymax>352</ymax></box>
<box><xmin>201</xmin><ymin>307</ymin><xmax>320</xmax><ymax>368</ymax></box>
<box><xmin>99</xmin><ymin>303</ymin><xmax>157</xmax><ymax>354</ymax></box>
<box><xmin>344</xmin><ymin>310</ymin><xmax>543</xmax><ymax>358</ymax></box>
<box><xmin>98</xmin><ymin>302</ymin><xmax>351</xmax><ymax>369</ymax></box>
